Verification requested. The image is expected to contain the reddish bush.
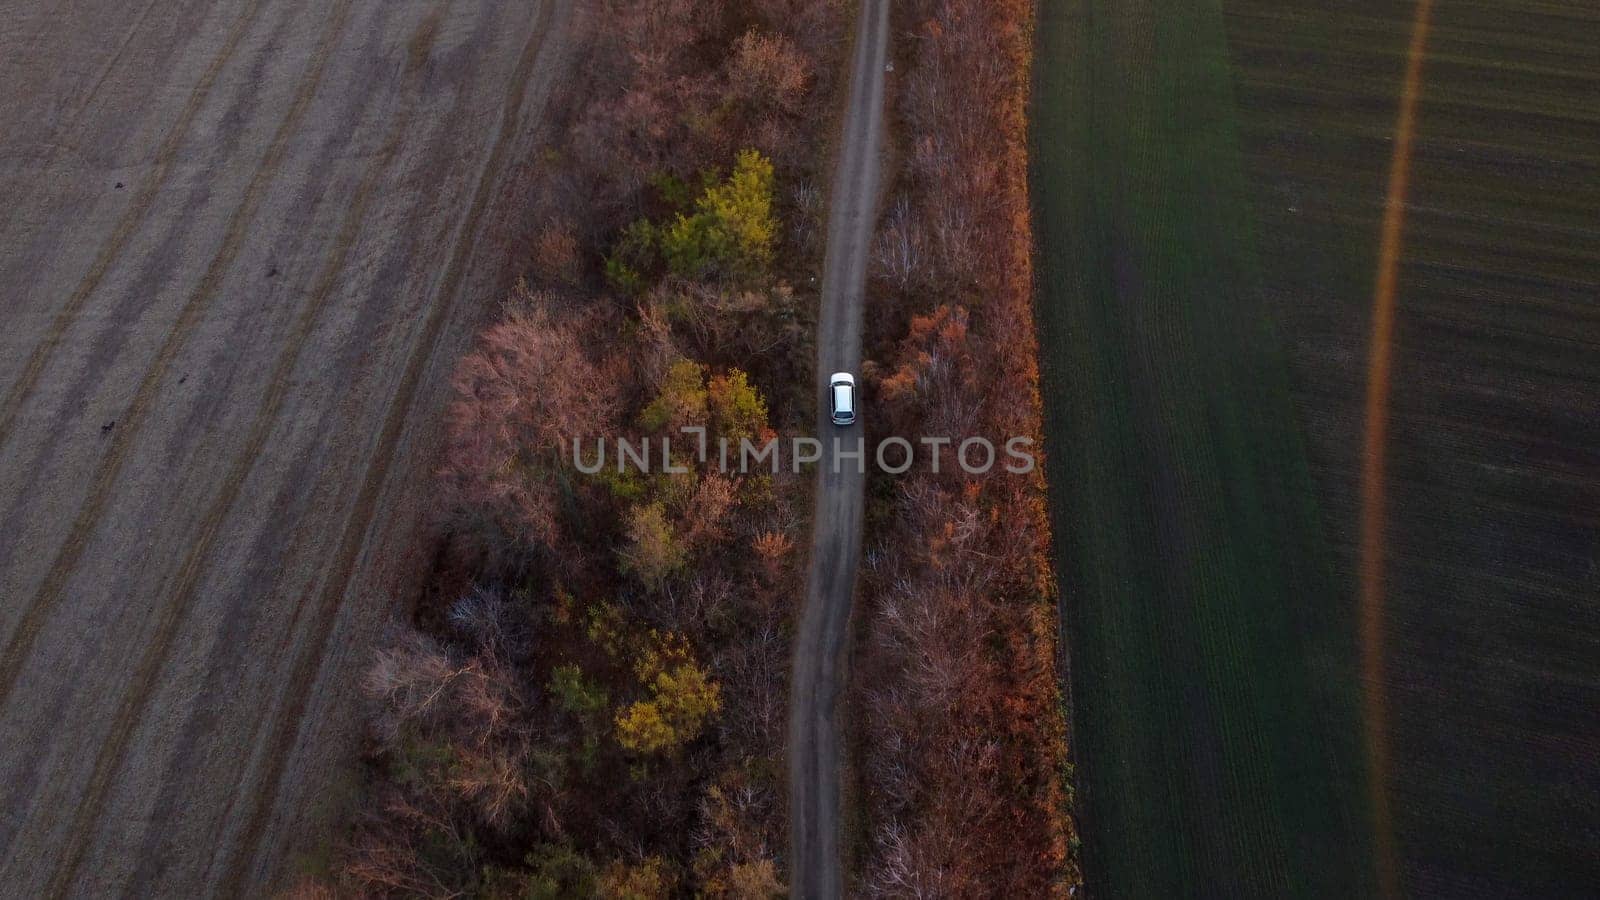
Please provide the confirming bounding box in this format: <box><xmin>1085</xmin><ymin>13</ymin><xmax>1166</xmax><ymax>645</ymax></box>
<box><xmin>854</xmin><ymin>0</ymin><xmax>1080</xmax><ymax>894</ymax></box>
<box><xmin>438</xmin><ymin>285</ymin><xmax>616</xmax><ymax>558</ymax></box>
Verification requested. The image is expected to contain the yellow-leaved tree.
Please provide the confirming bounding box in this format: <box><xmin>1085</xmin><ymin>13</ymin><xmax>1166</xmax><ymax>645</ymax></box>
<box><xmin>597</xmin><ymin>855</ymin><xmax>676</xmax><ymax>900</ymax></box>
<box><xmin>618</xmin><ymin>501</ymin><xmax>688</xmax><ymax>589</ymax></box>
<box><xmin>660</xmin><ymin>149</ymin><xmax>777</xmax><ymax>282</ymax></box>
<box><xmin>708</xmin><ymin>368</ymin><xmax>769</xmax><ymax>444</ymax></box>
<box><xmin>639</xmin><ymin>358</ymin><xmax>709</xmax><ymax>433</ymax></box>
<box><xmin>615</xmin><ymin>632</ymin><xmax>721</xmax><ymax>754</ymax></box>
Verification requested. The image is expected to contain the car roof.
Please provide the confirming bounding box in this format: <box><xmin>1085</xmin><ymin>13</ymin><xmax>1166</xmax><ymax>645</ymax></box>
<box><xmin>832</xmin><ymin>383</ymin><xmax>853</xmax><ymax>410</ymax></box>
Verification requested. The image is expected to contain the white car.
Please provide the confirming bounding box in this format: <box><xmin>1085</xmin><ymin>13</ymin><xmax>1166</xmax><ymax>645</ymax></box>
<box><xmin>829</xmin><ymin>372</ymin><xmax>856</xmax><ymax>426</ymax></box>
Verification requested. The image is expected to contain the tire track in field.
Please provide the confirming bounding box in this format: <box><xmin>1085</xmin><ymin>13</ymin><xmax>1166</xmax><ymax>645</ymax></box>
<box><xmin>0</xmin><ymin>0</ymin><xmax>355</xmax><ymax>711</ymax></box>
<box><xmin>0</xmin><ymin>2</ymin><xmax>262</xmax><ymax>450</ymax></box>
<box><xmin>1359</xmin><ymin>1</ymin><xmax>1434</xmax><ymax>896</ymax></box>
<box><xmin>209</xmin><ymin>3</ymin><xmax>563</xmax><ymax>891</ymax></box>
<box><xmin>69</xmin><ymin>0</ymin><xmax>164</xmax><ymax>120</ymax></box>
<box><xmin>36</xmin><ymin>27</ymin><xmax>431</xmax><ymax>897</ymax></box>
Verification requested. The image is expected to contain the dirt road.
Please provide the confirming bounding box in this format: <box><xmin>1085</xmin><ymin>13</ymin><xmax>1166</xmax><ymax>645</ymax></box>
<box><xmin>0</xmin><ymin>2</ymin><xmax>574</xmax><ymax>894</ymax></box>
<box><xmin>787</xmin><ymin>1</ymin><xmax>889</xmax><ymax>896</ymax></box>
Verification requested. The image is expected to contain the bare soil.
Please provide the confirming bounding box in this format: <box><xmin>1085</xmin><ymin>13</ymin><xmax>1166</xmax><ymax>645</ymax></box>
<box><xmin>0</xmin><ymin>1</ymin><xmax>576</xmax><ymax>894</ymax></box>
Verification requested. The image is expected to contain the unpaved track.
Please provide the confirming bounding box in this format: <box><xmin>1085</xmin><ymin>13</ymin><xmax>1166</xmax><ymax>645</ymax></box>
<box><xmin>0</xmin><ymin>2</ymin><xmax>574</xmax><ymax>894</ymax></box>
<box><xmin>787</xmin><ymin>1</ymin><xmax>889</xmax><ymax>896</ymax></box>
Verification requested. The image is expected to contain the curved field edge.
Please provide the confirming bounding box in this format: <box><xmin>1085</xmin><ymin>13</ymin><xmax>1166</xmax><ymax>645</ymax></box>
<box><xmin>1027</xmin><ymin>0</ymin><xmax>1375</xmax><ymax>895</ymax></box>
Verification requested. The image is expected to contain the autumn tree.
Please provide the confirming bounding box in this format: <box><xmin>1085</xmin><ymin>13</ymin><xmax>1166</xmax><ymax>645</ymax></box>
<box><xmin>726</xmin><ymin>30</ymin><xmax>811</xmax><ymax>116</ymax></box>
<box><xmin>640</xmin><ymin>358</ymin><xmax>709</xmax><ymax>433</ymax></box>
<box><xmin>532</xmin><ymin>222</ymin><xmax>581</xmax><ymax>285</ymax></box>
<box><xmin>615</xmin><ymin>632</ymin><xmax>722</xmax><ymax>754</ymax></box>
<box><xmin>598</xmin><ymin>856</ymin><xmax>676</xmax><ymax>899</ymax></box>
<box><xmin>708</xmin><ymin>368</ymin><xmax>769</xmax><ymax>444</ymax></box>
<box><xmin>440</xmin><ymin>285</ymin><xmax>615</xmax><ymax>553</ymax></box>
<box><xmin>723</xmin><ymin>29</ymin><xmax>814</xmax><ymax>162</ymax></box>
<box><xmin>683</xmin><ymin>473</ymin><xmax>739</xmax><ymax>548</ymax></box>
<box><xmin>692</xmin><ymin>773</ymin><xmax>787</xmax><ymax>899</ymax></box>
<box><xmin>751</xmin><ymin>531</ymin><xmax>793</xmax><ymax>583</ymax></box>
<box><xmin>660</xmin><ymin>149</ymin><xmax>777</xmax><ymax>282</ymax></box>
<box><xmin>876</xmin><ymin>304</ymin><xmax>978</xmax><ymax>439</ymax></box>
<box><xmin>549</xmin><ymin>664</ymin><xmax>609</xmax><ymax>718</ymax></box>
<box><xmin>619</xmin><ymin>501</ymin><xmax>688</xmax><ymax>588</ymax></box>
<box><xmin>515</xmin><ymin>843</ymin><xmax>599</xmax><ymax>899</ymax></box>
<box><xmin>605</xmin><ymin>217</ymin><xmax>658</xmax><ymax>294</ymax></box>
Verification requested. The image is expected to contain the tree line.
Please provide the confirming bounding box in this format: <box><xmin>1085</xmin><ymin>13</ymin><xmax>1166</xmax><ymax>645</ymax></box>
<box><xmin>303</xmin><ymin>1</ymin><xmax>842</xmax><ymax>895</ymax></box>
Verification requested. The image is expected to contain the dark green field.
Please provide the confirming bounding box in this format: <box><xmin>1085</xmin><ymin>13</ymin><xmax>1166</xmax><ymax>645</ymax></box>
<box><xmin>1224</xmin><ymin>0</ymin><xmax>1600</xmax><ymax>895</ymax></box>
<box><xmin>1033</xmin><ymin>0</ymin><xmax>1599</xmax><ymax>895</ymax></box>
<box><xmin>1029</xmin><ymin>0</ymin><xmax>1373</xmax><ymax>895</ymax></box>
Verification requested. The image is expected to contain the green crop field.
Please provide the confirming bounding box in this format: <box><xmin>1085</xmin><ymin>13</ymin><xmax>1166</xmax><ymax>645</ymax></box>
<box><xmin>1029</xmin><ymin>0</ymin><xmax>1374</xmax><ymax>895</ymax></box>
<box><xmin>1224</xmin><ymin>0</ymin><xmax>1600</xmax><ymax>895</ymax></box>
<box><xmin>1033</xmin><ymin>0</ymin><xmax>1600</xmax><ymax>894</ymax></box>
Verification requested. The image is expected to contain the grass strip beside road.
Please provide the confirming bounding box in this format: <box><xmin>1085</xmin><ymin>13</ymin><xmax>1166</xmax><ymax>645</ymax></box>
<box><xmin>1029</xmin><ymin>0</ymin><xmax>1374</xmax><ymax>895</ymax></box>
